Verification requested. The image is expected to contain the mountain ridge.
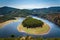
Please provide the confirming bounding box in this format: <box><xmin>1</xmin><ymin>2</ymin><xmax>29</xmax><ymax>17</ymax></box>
<box><xmin>0</xmin><ymin>6</ymin><xmax>60</xmax><ymax>15</ymax></box>
<box><xmin>0</xmin><ymin>6</ymin><xmax>60</xmax><ymax>26</ymax></box>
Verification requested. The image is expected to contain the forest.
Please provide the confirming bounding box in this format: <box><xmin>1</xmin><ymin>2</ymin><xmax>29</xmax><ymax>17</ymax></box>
<box><xmin>22</xmin><ymin>17</ymin><xmax>44</xmax><ymax>28</ymax></box>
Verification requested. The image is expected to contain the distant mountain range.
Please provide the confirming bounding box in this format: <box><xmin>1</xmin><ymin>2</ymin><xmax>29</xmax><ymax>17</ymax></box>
<box><xmin>0</xmin><ymin>6</ymin><xmax>60</xmax><ymax>16</ymax></box>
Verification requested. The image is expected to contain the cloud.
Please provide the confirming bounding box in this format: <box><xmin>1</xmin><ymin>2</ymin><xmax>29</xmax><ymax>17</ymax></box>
<box><xmin>14</xmin><ymin>4</ymin><xmax>49</xmax><ymax>9</ymax></box>
<box><xmin>0</xmin><ymin>0</ymin><xmax>60</xmax><ymax>9</ymax></box>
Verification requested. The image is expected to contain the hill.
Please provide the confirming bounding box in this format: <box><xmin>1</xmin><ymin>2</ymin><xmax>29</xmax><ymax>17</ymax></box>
<box><xmin>0</xmin><ymin>6</ymin><xmax>60</xmax><ymax>16</ymax></box>
<box><xmin>22</xmin><ymin>17</ymin><xmax>44</xmax><ymax>28</ymax></box>
<box><xmin>0</xmin><ymin>6</ymin><xmax>60</xmax><ymax>26</ymax></box>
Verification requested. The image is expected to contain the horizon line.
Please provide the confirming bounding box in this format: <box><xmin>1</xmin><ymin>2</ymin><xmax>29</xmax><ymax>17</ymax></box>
<box><xmin>0</xmin><ymin>6</ymin><xmax>60</xmax><ymax>9</ymax></box>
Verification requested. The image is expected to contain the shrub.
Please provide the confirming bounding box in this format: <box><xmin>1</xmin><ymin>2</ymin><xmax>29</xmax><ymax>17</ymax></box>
<box><xmin>10</xmin><ymin>34</ymin><xmax>15</xmax><ymax>37</ymax></box>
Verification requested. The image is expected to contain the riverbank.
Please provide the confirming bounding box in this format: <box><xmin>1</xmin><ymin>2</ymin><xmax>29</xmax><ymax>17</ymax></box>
<box><xmin>0</xmin><ymin>19</ymin><xmax>18</xmax><ymax>28</ymax></box>
<box><xmin>38</xmin><ymin>13</ymin><xmax>60</xmax><ymax>26</ymax></box>
<box><xmin>17</xmin><ymin>23</ymin><xmax>50</xmax><ymax>35</ymax></box>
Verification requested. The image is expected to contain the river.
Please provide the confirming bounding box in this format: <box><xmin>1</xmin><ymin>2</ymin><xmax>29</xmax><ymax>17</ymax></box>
<box><xmin>0</xmin><ymin>16</ymin><xmax>60</xmax><ymax>38</ymax></box>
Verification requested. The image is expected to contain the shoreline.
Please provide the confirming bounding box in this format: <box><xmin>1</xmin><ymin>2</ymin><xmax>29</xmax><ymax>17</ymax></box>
<box><xmin>17</xmin><ymin>23</ymin><xmax>50</xmax><ymax>35</ymax></box>
<box><xmin>0</xmin><ymin>19</ymin><xmax>18</xmax><ymax>28</ymax></box>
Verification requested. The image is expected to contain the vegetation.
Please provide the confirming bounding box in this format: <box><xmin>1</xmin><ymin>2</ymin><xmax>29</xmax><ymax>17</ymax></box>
<box><xmin>22</xmin><ymin>17</ymin><xmax>44</xmax><ymax>28</ymax></box>
<box><xmin>0</xmin><ymin>36</ymin><xmax>60</xmax><ymax>40</ymax></box>
<box><xmin>39</xmin><ymin>13</ymin><xmax>60</xmax><ymax>26</ymax></box>
<box><xmin>0</xmin><ymin>15</ymin><xmax>15</xmax><ymax>23</ymax></box>
<box><xmin>10</xmin><ymin>34</ymin><xmax>15</xmax><ymax>38</ymax></box>
<box><xmin>18</xmin><ymin>22</ymin><xmax>50</xmax><ymax>35</ymax></box>
<box><xmin>0</xmin><ymin>6</ymin><xmax>60</xmax><ymax>27</ymax></box>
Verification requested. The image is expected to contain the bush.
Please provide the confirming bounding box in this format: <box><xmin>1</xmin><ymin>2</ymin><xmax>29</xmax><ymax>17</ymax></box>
<box><xmin>22</xmin><ymin>17</ymin><xmax>44</xmax><ymax>28</ymax></box>
<box><xmin>10</xmin><ymin>34</ymin><xmax>15</xmax><ymax>37</ymax></box>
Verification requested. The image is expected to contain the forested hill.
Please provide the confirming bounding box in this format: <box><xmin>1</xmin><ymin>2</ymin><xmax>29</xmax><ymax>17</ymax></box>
<box><xmin>0</xmin><ymin>6</ymin><xmax>60</xmax><ymax>26</ymax></box>
<box><xmin>0</xmin><ymin>6</ymin><xmax>60</xmax><ymax>16</ymax></box>
<box><xmin>0</xmin><ymin>6</ymin><xmax>31</xmax><ymax>17</ymax></box>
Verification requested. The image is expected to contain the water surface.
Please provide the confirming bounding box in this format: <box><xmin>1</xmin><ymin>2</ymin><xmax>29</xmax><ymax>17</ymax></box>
<box><xmin>0</xmin><ymin>16</ymin><xmax>60</xmax><ymax>38</ymax></box>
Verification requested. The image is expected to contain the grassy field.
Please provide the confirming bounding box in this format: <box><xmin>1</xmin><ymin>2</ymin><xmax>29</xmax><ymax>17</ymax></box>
<box><xmin>17</xmin><ymin>23</ymin><xmax>50</xmax><ymax>35</ymax></box>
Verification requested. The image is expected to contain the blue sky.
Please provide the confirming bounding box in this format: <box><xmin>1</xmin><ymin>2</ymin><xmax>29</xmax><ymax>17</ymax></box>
<box><xmin>0</xmin><ymin>0</ymin><xmax>60</xmax><ymax>9</ymax></box>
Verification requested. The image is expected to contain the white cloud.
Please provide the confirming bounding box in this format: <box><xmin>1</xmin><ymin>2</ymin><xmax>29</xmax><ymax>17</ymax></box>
<box><xmin>15</xmin><ymin>4</ymin><xmax>49</xmax><ymax>9</ymax></box>
<box><xmin>9</xmin><ymin>3</ymin><xmax>60</xmax><ymax>9</ymax></box>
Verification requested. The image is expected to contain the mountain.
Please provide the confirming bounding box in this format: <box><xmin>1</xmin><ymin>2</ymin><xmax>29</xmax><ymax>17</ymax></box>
<box><xmin>0</xmin><ymin>6</ymin><xmax>18</xmax><ymax>15</ymax></box>
<box><xmin>0</xmin><ymin>6</ymin><xmax>60</xmax><ymax>16</ymax></box>
<box><xmin>0</xmin><ymin>6</ymin><xmax>60</xmax><ymax>26</ymax></box>
<box><xmin>32</xmin><ymin>7</ymin><xmax>60</xmax><ymax>14</ymax></box>
<box><xmin>0</xmin><ymin>6</ymin><xmax>32</xmax><ymax>17</ymax></box>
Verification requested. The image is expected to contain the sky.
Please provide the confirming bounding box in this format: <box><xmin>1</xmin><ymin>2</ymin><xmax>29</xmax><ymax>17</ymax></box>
<box><xmin>0</xmin><ymin>0</ymin><xmax>60</xmax><ymax>9</ymax></box>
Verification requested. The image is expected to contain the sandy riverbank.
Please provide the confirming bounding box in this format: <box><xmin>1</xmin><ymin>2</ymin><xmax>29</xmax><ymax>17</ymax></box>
<box><xmin>0</xmin><ymin>19</ymin><xmax>18</xmax><ymax>28</ymax></box>
<box><xmin>17</xmin><ymin>23</ymin><xmax>50</xmax><ymax>35</ymax></box>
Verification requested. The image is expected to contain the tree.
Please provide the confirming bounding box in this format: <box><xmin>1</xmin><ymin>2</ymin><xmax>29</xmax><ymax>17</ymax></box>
<box><xmin>22</xmin><ymin>17</ymin><xmax>44</xmax><ymax>28</ymax></box>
